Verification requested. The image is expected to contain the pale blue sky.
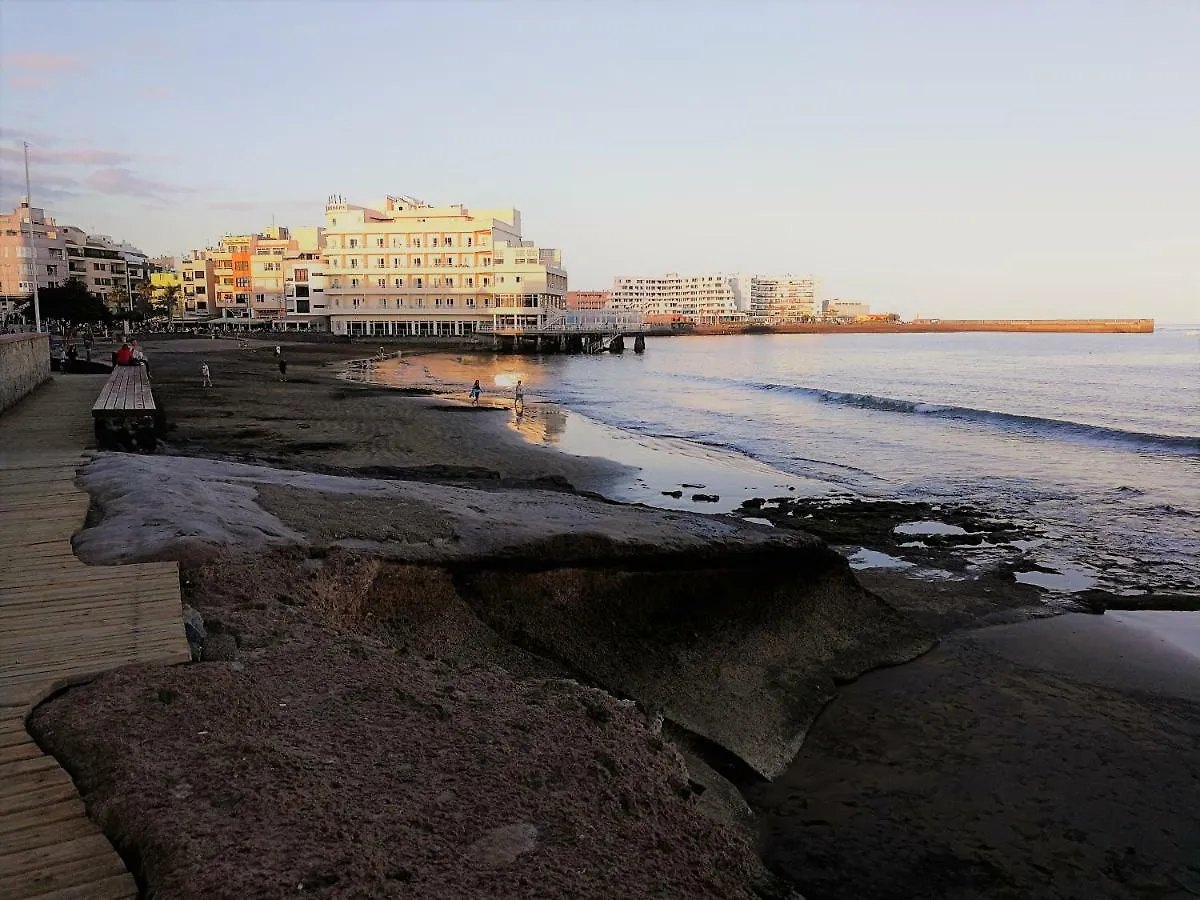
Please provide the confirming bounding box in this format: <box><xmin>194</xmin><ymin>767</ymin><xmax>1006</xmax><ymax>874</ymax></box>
<box><xmin>1</xmin><ymin>0</ymin><xmax>1197</xmax><ymax>320</ymax></box>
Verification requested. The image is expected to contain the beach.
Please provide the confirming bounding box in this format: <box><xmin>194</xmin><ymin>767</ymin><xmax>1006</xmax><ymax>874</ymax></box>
<box><xmin>27</xmin><ymin>337</ymin><xmax>1200</xmax><ymax>899</ymax></box>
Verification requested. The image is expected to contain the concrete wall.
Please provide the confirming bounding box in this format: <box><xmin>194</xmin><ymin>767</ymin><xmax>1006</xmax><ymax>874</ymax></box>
<box><xmin>0</xmin><ymin>333</ymin><xmax>51</xmax><ymax>412</ymax></box>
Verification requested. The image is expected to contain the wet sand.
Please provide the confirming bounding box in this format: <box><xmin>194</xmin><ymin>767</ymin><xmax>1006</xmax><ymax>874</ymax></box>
<box><xmin>752</xmin><ymin>614</ymin><xmax>1200</xmax><ymax>900</ymax></box>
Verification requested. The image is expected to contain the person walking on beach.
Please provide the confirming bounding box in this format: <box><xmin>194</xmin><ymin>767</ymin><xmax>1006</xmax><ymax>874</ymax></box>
<box><xmin>278</xmin><ymin>357</ymin><xmax>288</xmax><ymax>382</ymax></box>
<box><xmin>201</xmin><ymin>362</ymin><xmax>212</xmax><ymax>388</ymax></box>
<box><xmin>514</xmin><ymin>379</ymin><xmax>525</xmax><ymax>412</ymax></box>
<box><xmin>470</xmin><ymin>379</ymin><xmax>482</xmax><ymax>405</ymax></box>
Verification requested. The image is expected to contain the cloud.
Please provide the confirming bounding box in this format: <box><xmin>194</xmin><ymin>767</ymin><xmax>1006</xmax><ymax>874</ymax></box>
<box><xmin>0</xmin><ymin>52</ymin><xmax>86</xmax><ymax>73</ymax></box>
<box><xmin>8</xmin><ymin>76</ymin><xmax>48</xmax><ymax>91</ymax></box>
<box><xmin>207</xmin><ymin>200</ymin><xmax>314</xmax><ymax>212</ymax></box>
<box><xmin>0</xmin><ymin>145</ymin><xmax>134</xmax><ymax>166</ymax></box>
<box><xmin>0</xmin><ymin>125</ymin><xmax>58</xmax><ymax>146</ymax></box>
<box><xmin>0</xmin><ymin>165</ymin><xmax>80</xmax><ymax>201</ymax></box>
<box><xmin>84</xmin><ymin>167</ymin><xmax>191</xmax><ymax>202</ymax></box>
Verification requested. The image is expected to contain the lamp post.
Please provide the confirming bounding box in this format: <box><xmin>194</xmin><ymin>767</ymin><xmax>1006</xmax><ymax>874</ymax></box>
<box><xmin>22</xmin><ymin>142</ymin><xmax>41</xmax><ymax>332</ymax></box>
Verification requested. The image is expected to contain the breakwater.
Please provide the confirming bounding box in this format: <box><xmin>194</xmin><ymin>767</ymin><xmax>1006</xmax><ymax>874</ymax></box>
<box><xmin>682</xmin><ymin>319</ymin><xmax>1154</xmax><ymax>336</ymax></box>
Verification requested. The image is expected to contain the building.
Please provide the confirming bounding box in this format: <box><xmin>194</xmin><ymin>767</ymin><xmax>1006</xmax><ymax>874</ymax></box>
<box><xmin>0</xmin><ymin>202</ymin><xmax>68</xmax><ymax>318</ymax></box>
<box><xmin>149</xmin><ymin>271</ymin><xmax>185</xmax><ymax>320</ymax></box>
<box><xmin>321</xmin><ymin>194</ymin><xmax>567</xmax><ymax>337</ymax></box>
<box><xmin>179</xmin><ymin>253</ymin><xmax>216</xmax><ymax>320</ymax></box>
<box><xmin>566</xmin><ymin>290</ymin><xmax>610</xmax><ymax>310</ymax></box>
<box><xmin>609</xmin><ymin>273</ymin><xmax>750</xmax><ymax>325</ymax></box>
<box><xmin>0</xmin><ymin>202</ymin><xmax>150</xmax><ymax>321</ymax></box>
<box><xmin>750</xmin><ymin>276</ymin><xmax>819</xmax><ymax>320</ymax></box>
<box><xmin>824</xmin><ymin>300</ymin><xmax>870</xmax><ymax>320</ymax></box>
<box><xmin>178</xmin><ymin>224</ymin><xmax>330</xmax><ymax>329</ymax></box>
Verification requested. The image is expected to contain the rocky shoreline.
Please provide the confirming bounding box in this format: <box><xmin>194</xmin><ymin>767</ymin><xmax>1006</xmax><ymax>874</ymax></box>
<box><xmin>28</xmin><ymin>338</ymin><xmax>1200</xmax><ymax>899</ymax></box>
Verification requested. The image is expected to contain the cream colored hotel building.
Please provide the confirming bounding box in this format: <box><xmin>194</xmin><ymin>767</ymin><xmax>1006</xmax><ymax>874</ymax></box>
<box><xmin>321</xmin><ymin>195</ymin><xmax>567</xmax><ymax>337</ymax></box>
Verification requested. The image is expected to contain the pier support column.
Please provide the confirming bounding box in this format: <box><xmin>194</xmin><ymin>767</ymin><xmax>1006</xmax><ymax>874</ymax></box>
<box><xmin>610</xmin><ymin>335</ymin><xmax>625</xmax><ymax>353</ymax></box>
<box><xmin>633</xmin><ymin>334</ymin><xmax>646</xmax><ymax>353</ymax></box>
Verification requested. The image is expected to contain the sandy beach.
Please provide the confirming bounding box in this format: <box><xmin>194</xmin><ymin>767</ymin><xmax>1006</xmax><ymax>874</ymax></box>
<box><xmin>27</xmin><ymin>337</ymin><xmax>1200</xmax><ymax>899</ymax></box>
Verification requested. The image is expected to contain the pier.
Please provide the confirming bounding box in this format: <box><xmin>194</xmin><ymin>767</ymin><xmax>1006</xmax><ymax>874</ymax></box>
<box><xmin>485</xmin><ymin>308</ymin><xmax>647</xmax><ymax>354</ymax></box>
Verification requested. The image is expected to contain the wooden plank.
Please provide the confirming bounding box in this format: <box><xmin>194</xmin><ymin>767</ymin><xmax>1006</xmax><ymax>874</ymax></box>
<box><xmin>3</xmin><ymin>850</ymin><xmax>129</xmax><ymax>899</ymax></box>
<box><xmin>0</xmin><ymin>832</ymin><xmax>117</xmax><ymax>878</ymax></box>
<box><xmin>18</xmin><ymin>870</ymin><xmax>137</xmax><ymax>900</ymax></box>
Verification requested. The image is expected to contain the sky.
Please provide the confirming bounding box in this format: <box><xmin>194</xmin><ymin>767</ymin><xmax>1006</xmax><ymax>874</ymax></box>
<box><xmin>1</xmin><ymin>0</ymin><xmax>1197</xmax><ymax>321</ymax></box>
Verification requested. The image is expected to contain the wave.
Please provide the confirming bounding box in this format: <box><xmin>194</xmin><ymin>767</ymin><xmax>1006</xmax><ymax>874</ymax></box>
<box><xmin>747</xmin><ymin>383</ymin><xmax>1200</xmax><ymax>455</ymax></box>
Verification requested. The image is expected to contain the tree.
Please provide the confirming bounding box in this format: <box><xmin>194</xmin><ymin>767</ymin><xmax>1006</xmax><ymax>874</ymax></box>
<box><xmin>153</xmin><ymin>282</ymin><xmax>182</xmax><ymax>326</ymax></box>
<box><xmin>24</xmin><ymin>279</ymin><xmax>111</xmax><ymax>328</ymax></box>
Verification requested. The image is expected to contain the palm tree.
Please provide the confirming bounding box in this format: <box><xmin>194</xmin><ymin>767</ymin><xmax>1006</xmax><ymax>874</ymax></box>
<box><xmin>157</xmin><ymin>282</ymin><xmax>182</xmax><ymax>327</ymax></box>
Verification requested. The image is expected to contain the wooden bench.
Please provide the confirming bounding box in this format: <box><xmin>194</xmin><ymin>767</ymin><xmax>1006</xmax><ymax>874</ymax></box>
<box><xmin>92</xmin><ymin>364</ymin><xmax>163</xmax><ymax>450</ymax></box>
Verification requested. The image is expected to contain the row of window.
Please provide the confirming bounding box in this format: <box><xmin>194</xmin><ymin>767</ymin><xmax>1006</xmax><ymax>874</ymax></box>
<box><xmin>333</xmin><ymin>255</ymin><xmax>491</xmax><ymax>269</ymax></box>
<box><xmin>329</xmin><ymin>235</ymin><xmax>484</xmax><ymax>251</ymax></box>
<box><xmin>330</xmin><ymin>275</ymin><xmax>488</xmax><ymax>290</ymax></box>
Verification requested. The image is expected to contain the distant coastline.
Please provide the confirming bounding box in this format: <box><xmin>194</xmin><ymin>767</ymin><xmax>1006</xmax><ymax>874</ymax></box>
<box><xmin>660</xmin><ymin>318</ymin><xmax>1154</xmax><ymax>336</ymax></box>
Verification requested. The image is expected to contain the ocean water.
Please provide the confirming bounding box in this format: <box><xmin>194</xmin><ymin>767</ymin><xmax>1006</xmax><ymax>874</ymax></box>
<box><xmin>390</xmin><ymin>327</ymin><xmax>1200</xmax><ymax>595</ymax></box>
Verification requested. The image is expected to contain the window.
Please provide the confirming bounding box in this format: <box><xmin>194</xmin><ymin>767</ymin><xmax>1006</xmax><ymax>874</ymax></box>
<box><xmin>222</xmin><ymin>277</ymin><xmax>234</xmax><ymax>285</ymax></box>
<box><xmin>295</xmin><ymin>285</ymin><xmax>309</xmax><ymax>298</ymax></box>
<box><xmin>483</xmin><ymin>257</ymin><xmax>491</xmax><ymax>266</ymax></box>
<box><xmin>394</xmin><ymin>278</ymin><xmax>403</xmax><ymax>288</ymax></box>
<box><xmin>375</xmin><ymin>238</ymin><xmax>384</xmax><ymax>247</ymax></box>
<box><xmin>435</xmin><ymin>298</ymin><xmax>442</xmax><ymax>307</ymax></box>
<box><xmin>391</xmin><ymin>257</ymin><xmax>400</xmax><ymax>268</ymax></box>
<box><xmin>445</xmin><ymin>237</ymin><xmax>453</xmax><ymax>247</ymax></box>
<box><xmin>236</xmin><ymin>293</ymin><xmax>249</xmax><ymax>302</ymax></box>
<box><xmin>376</xmin><ymin>258</ymin><xmax>385</xmax><ymax>268</ymax></box>
<box><xmin>412</xmin><ymin>239</ymin><xmax>421</xmax><ymax>248</ymax></box>
<box><xmin>447</xmin><ymin>298</ymin><xmax>454</xmax><ymax>307</ymax></box>
<box><xmin>255</xmin><ymin>293</ymin><xmax>265</xmax><ymax>302</ymax></box>
<box><xmin>467</xmin><ymin>237</ymin><xmax>473</xmax><ymax>247</ymax></box>
<box><xmin>183</xmin><ymin>271</ymin><xmax>193</xmax><ymax>281</ymax></box>
<box><xmin>433</xmin><ymin>257</ymin><xmax>442</xmax><ymax>266</ymax></box>
<box><xmin>515</xmin><ymin>276</ymin><xmax>521</xmax><ymax>283</ymax></box>
<box><xmin>466</xmin><ymin>277</ymin><xmax>475</xmax><ymax>288</ymax></box>
<box><xmin>413</xmin><ymin>257</ymin><xmax>421</xmax><ymax>266</ymax></box>
<box><xmin>499</xmin><ymin>277</ymin><xmax>505</xmax><ymax>284</ymax></box>
<box><xmin>466</xmin><ymin>298</ymin><xmax>475</xmax><ymax>307</ymax></box>
<box><xmin>446</xmin><ymin>255</ymin><xmax>455</xmax><ymax>265</ymax></box>
<box><xmin>376</xmin><ymin>278</ymin><xmax>385</xmax><ymax>288</ymax></box>
<box><xmin>350</xmin><ymin>258</ymin><xmax>359</xmax><ymax>268</ymax></box>
<box><xmin>415</xmin><ymin>278</ymin><xmax>423</xmax><ymax>288</ymax></box>
<box><xmin>46</xmin><ymin>265</ymin><xmax>57</xmax><ymax>275</ymax></box>
<box><xmin>294</xmin><ymin>268</ymin><xmax>308</xmax><ymax>281</ymax></box>
<box><xmin>431</xmin><ymin>238</ymin><xmax>439</xmax><ymax>247</ymax></box>
<box><xmin>93</xmin><ymin>262</ymin><xmax>106</xmax><ymax>271</ymax></box>
<box><xmin>236</xmin><ymin>278</ymin><xmax>250</xmax><ymax>287</ymax></box>
<box><xmin>378</xmin><ymin>299</ymin><xmax>387</xmax><ymax>308</ymax></box>
<box><xmin>445</xmin><ymin>277</ymin><xmax>453</xmax><ymax>287</ymax></box>
<box><xmin>349</xmin><ymin>238</ymin><xmax>359</xmax><ymax>248</ymax></box>
<box><xmin>351</xmin><ymin>277</ymin><xmax>360</xmax><ymax>287</ymax></box>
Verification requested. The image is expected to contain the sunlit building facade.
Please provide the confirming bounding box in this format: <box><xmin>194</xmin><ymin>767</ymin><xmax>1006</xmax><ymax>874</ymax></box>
<box><xmin>321</xmin><ymin>195</ymin><xmax>567</xmax><ymax>337</ymax></box>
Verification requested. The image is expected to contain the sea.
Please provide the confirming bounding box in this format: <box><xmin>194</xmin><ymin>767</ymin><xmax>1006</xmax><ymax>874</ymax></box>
<box><xmin>392</xmin><ymin>327</ymin><xmax>1200</xmax><ymax>597</ymax></box>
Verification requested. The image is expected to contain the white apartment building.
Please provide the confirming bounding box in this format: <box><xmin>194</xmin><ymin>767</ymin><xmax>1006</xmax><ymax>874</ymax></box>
<box><xmin>0</xmin><ymin>203</ymin><xmax>68</xmax><ymax>317</ymax></box>
<box><xmin>609</xmin><ymin>273</ymin><xmax>751</xmax><ymax>324</ymax></box>
<box><xmin>750</xmin><ymin>276</ymin><xmax>819</xmax><ymax>320</ymax></box>
<box><xmin>0</xmin><ymin>202</ymin><xmax>148</xmax><ymax>319</ymax></box>
<box><xmin>321</xmin><ymin>194</ymin><xmax>567</xmax><ymax>337</ymax></box>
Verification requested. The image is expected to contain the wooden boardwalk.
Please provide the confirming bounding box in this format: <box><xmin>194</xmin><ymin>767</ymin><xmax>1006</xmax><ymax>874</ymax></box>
<box><xmin>0</xmin><ymin>375</ymin><xmax>190</xmax><ymax>899</ymax></box>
